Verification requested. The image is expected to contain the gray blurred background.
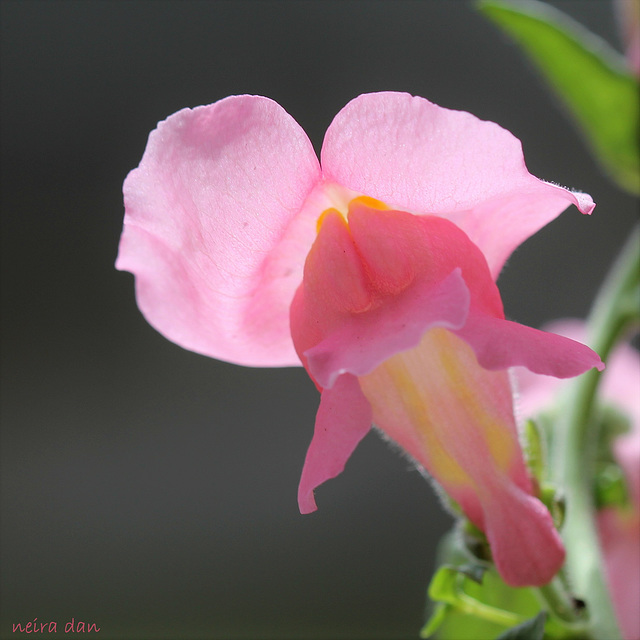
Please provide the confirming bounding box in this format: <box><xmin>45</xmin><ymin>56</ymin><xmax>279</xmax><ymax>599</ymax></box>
<box><xmin>1</xmin><ymin>1</ymin><xmax>637</xmax><ymax>638</ymax></box>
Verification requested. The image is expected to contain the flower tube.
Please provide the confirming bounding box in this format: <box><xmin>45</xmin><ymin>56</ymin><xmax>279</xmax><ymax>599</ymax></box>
<box><xmin>117</xmin><ymin>92</ymin><xmax>603</xmax><ymax>587</ymax></box>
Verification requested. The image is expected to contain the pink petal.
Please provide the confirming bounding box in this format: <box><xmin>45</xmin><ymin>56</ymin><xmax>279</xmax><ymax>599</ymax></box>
<box><xmin>359</xmin><ymin>328</ymin><xmax>565</xmax><ymax>586</ymax></box>
<box><xmin>291</xmin><ymin>202</ymin><xmax>504</xmax><ymax>388</ymax></box>
<box><xmin>598</xmin><ymin>508</ymin><xmax>640</xmax><ymax>640</ymax></box>
<box><xmin>482</xmin><ymin>481</ymin><xmax>566</xmax><ymax>587</ymax></box>
<box><xmin>321</xmin><ymin>92</ymin><xmax>594</xmax><ymax>278</ymax></box>
<box><xmin>116</xmin><ymin>95</ymin><xmax>321</xmax><ymax>366</ymax></box>
<box><xmin>616</xmin><ymin>0</ymin><xmax>640</xmax><ymax>76</ymax></box>
<box><xmin>615</xmin><ymin>429</ymin><xmax>640</xmax><ymax>509</ymax></box>
<box><xmin>516</xmin><ymin>319</ymin><xmax>637</xmax><ymax>421</ymax></box>
<box><xmin>598</xmin><ymin>340</ymin><xmax>640</xmax><ymax>640</ymax></box>
<box><xmin>456</xmin><ymin>313</ymin><xmax>604</xmax><ymax>378</ymax></box>
<box><xmin>304</xmin><ymin>269</ymin><xmax>469</xmax><ymax>389</ymax></box>
<box><xmin>297</xmin><ymin>374</ymin><xmax>372</xmax><ymax>514</ymax></box>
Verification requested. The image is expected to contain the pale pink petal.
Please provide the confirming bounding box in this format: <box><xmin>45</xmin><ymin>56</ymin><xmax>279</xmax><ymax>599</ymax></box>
<box><xmin>297</xmin><ymin>374</ymin><xmax>372</xmax><ymax>514</ymax></box>
<box><xmin>601</xmin><ymin>339</ymin><xmax>640</xmax><ymax>507</ymax></box>
<box><xmin>601</xmin><ymin>348</ymin><xmax>640</xmax><ymax>640</ymax></box>
<box><xmin>614</xmin><ymin>430</ymin><xmax>640</xmax><ymax>507</ymax></box>
<box><xmin>598</xmin><ymin>508</ymin><xmax>640</xmax><ymax>640</ymax></box>
<box><xmin>116</xmin><ymin>95</ymin><xmax>321</xmax><ymax>366</ymax></box>
<box><xmin>321</xmin><ymin>92</ymin><xmax>594</xmax><ymax>278</ymax></box>
<box><xmin>616</xmin><ymin>0</ymin><xmax>640</xmax><ymax>76</ymax></box>
<box><xmin>456</xmin><ymin>313</ymin><xmax>604</xmax><ymax>377</ymax></box>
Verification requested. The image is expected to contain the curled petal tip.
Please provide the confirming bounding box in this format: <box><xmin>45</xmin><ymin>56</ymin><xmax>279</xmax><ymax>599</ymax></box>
<box><xmin>297</xmin><ymin>491</ymin><xmax>318</xmax><ymax>515</ymax></box>
<box><xmin>573</xmin><ymin>190</ymin><xmax>596</xmax><ymax>215</ymax></box>
<box><xmin>297</xmin><ymin>375</ymin><xmax>372</xmax><ymax>515</ymax></box>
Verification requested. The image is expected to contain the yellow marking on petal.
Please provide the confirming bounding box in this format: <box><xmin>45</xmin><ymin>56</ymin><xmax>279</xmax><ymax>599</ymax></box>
<box><xmin>360</xmin><ymin>328</ymin><xmax>519</xmax><ymax>494</ymax></box>
<box><xmin>376</xmin><ymin>355</ymin><xmax>472</xmax><ymax>487</ymax></box>
<box><xmin>434</xmin><ymin>330</ymin><xmax>516</xmax><ymax>473</ymax></box>
<box><xmin>315</xmin><ymin>207</ymin><xmax>345</xmax><ymax>234</ymax></box>
<box><xmin>316</xmin><ymin>196</ymin><xmax>389</xmax><ymax>235</ymax></box>
<box><xmin>348</xmin><ymin>195</ymin><xmax>390</xmax><ymax>211</ymax></box>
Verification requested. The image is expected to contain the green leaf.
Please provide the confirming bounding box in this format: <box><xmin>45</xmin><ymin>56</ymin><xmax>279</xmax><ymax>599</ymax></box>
<box><xmin>495</xmin><ymin>612</ymin><xmax>547</xmax><ymax>640</ymax></box>
<box><xmin>478</xmin><ymin>0</ymin><xmax>640</xmax><ymax>194</ymax></box>
<box><xmin>594</xmin><ymin>461</ymin><xmax>629</xmax><ymax>509</ymax></box>
<box><xmin>420</xmin><ymin>603</ymin><xmax>448</xmax><ymax>639</ymax></box>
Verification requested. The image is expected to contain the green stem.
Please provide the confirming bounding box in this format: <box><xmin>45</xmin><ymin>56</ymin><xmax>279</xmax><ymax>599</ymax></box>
<box><xmin>536</xmin><ymin>577</ymin><xmax>579</xmax><ymax>623</ymax></box>
<box><xmin>533</xmin><ymin>578</ymin><xmax>589</xmax><ymax>638</ymax></box>
<box><xmin>551</xmin><ymin>226</ymin><xmax>640</xmax><ymax>640</ymax></box>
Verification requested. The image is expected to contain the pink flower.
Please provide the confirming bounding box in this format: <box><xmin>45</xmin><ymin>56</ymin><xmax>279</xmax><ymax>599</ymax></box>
<box><xmin>517</xmin><ymin>320</ymin><xmax>640</xmax><ymax>639</ymax></box>
<box><xmin>616</xmin><ymin>0</ymin><xmax>640</xmax><ymax>76</ymax></box>
<box><xmin>117</xmin><ymin>92</ymin><xmax>603</xmax><ymax>587</ymax></box>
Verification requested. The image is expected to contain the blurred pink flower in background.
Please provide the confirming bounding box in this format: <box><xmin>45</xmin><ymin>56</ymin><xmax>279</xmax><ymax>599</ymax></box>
<box><xmin>616</xmin><ymin>0</ymin><xmax>640</xmax><ymax>76</ymax></box>
<box><xmin>117</xmin><ymin>92</ymin><xmax>603</xmax><ymax>587</ymax></box>
<box><xmin>517</xmin><ymin>320</ymin><xmax>640</xmax><ymax>640</ymax></box>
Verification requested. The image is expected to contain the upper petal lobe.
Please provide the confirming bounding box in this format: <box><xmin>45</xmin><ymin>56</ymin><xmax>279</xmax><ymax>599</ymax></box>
<box><xmin>117</xmin><ymin>95</ymin><xmax>321</xmax><ymax>366</ymax></box>
<box><xmin>321</xmin><ymin>92</ymin><xmax>594</xmax><ymax>278</ymax></box>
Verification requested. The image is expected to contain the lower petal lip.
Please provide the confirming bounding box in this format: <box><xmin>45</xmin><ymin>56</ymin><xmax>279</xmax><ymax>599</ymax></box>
<box><xmin>303</xmin><ymin>268</ymin><xmax>470</xmax><ymax>389</ymax></box>
<box><xmin>358</xmin><ymin>326</ymin><xmax>565</xmax><ymax>586</ymax></box>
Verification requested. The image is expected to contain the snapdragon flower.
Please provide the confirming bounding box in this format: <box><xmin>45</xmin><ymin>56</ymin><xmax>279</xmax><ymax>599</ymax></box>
<box><xmin>117</xmin><ymin>92</ymin><xmax>603</xmax><ymax>587</ymax></box>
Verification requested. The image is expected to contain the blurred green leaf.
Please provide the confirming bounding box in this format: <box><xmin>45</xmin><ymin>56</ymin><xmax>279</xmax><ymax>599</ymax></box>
<box><xmin>421</xmin><ymin>602</ymin><xmax>449</xmax><ymax>639</ymax></box>
<box><xmin>478</xmin><ymin>0</ymin><xmax>640</xmax><ymax>193</ymax></box>
<box><xmin>496</xmin><ymin>612</ymin><xmax>547</xmax><ymax>640</ymax></box>
<box><xmin>594</xmin><ymin>461</ymin><xmax>629</xmax><ymax>509</ymax></box>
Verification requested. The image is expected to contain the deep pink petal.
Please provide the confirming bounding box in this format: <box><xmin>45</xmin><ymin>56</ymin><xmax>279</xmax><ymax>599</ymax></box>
<box><xmin>297</xmin><ymin>374</ymin><xmax>372</xmax><ymax>514</ymax></box>
<box><xmin>482</xmin><ymin>481</ymin><xmax>566</xmax><ymax>587</ymax></box>
<box><xmin>516</xmin><ymin>319</ymin><xmax>638</xmax><ymax>420</ymax></box>
<box><xmin>346</xmin><ymin>202</ymin><xmax>503</xmax><ymax>319</ymax></box>
<box><xmin>456</xmin><ymin>313</ymin><xmax>604</xmax><ymax>377</ymax></box>
<box><xmin>296</xmin><ymin>210</ymin><xmax>372</xmax><ymax>319</ymax></box>
<box><xmin>305</xmin><ymin>270</ymin><xmax>469</xmax><ymax>389</ymax></box>
<box><xmin>321</xmin><ymin>92</ymin><xmax>594</xmax><ymax>278</ymax></box>
<box><xmin>291</xmin><ymin>203</ymin><xmax>503</xmax><ymax>384</ymax></box>
<box><xmin>116</xmin><ymin>95</ymin><xmax>321</xmax><ymax>366</ymax></box>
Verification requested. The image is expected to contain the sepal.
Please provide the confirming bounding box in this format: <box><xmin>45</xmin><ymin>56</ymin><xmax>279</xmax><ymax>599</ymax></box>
<box><xmin>423</xmin><ymin>528</ymin><xmax>590</xmax><ymax>639</ymax></box>
<box><xmin>539</xmin><ymin>484</ymin><xmax>566</xmax><ymax>531</ymax></box>
<box><xmin>495</xmin><ymin>612</ymin><xmax>547</xmax><ymax>640</ymax></box>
